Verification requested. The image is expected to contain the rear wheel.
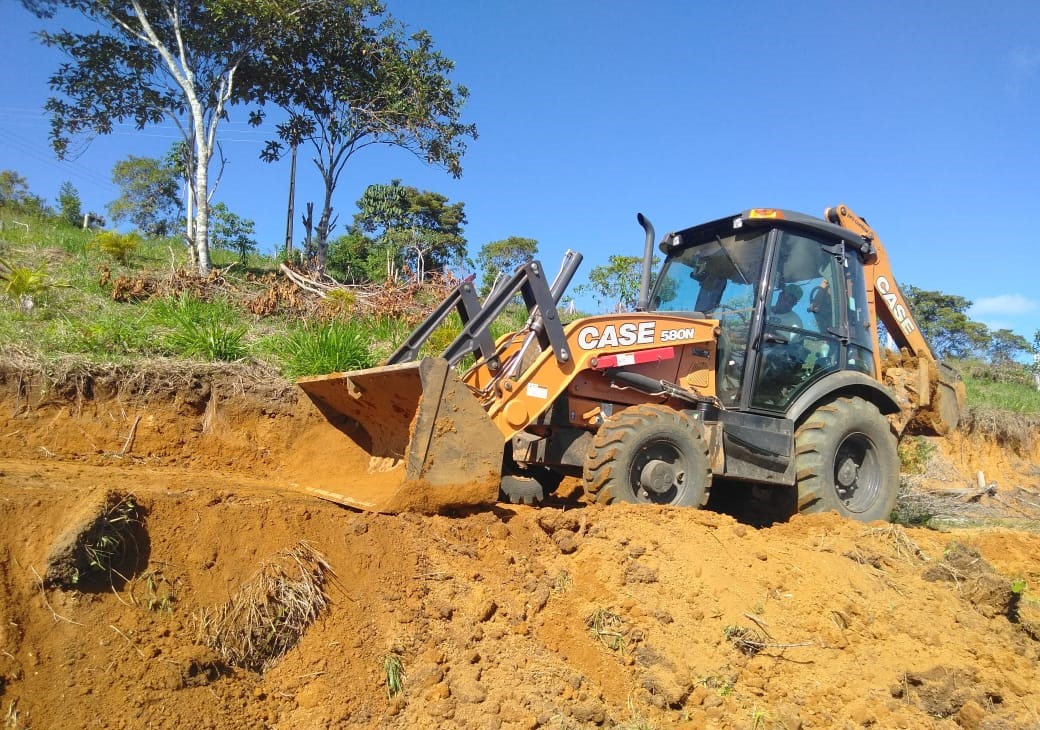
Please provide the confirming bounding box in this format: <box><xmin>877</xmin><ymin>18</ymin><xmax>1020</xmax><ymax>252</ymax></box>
<box><xmin>583</xmin><ymin>404</ymin><xmax>711</xmax><ymax>507</ymax></box>
<box><xmin>794</xmin><ymin>397</ymin><xmax>898</xmax><ymax>521</ymax></box>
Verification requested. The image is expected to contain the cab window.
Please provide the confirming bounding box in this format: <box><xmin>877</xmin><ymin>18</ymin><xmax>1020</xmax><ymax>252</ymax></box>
<box><xmin>751</xmin><ymin>232</ymin><xmax>844</xmax><ymax>410</ymax></box>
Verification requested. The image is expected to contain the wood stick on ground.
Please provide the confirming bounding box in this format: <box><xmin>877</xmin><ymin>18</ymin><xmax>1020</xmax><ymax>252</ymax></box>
<box><xmin>120</xmin><ymin>415</ymin><xmax>142</xmax><ymax>456</ymax></box>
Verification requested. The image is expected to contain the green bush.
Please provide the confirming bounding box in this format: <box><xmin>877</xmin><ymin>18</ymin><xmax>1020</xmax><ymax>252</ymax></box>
<box><xmin>266</xmin><ymin>320</ymin><xmax>373</xmax><ymax>378</ymax></box>
<box><xmin>149</xmin><ymin>295</ymin><xmax>247</xmax><ymax>361</ymax></box>
<box><xmin>93</xmin><ymin>230</ymin><xmax>141</xmax><ymax>265</ymax></box>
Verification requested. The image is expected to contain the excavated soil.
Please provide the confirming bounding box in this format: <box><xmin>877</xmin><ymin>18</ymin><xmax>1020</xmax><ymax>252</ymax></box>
<box><xmin>1</xmin><ymin>364</ymin><xmax>1039</xmax><ymax>730</ymax></box>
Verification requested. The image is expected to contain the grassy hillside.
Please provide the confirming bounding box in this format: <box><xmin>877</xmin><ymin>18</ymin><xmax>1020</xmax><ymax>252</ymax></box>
<box><xmin>3</xmin><ymin>209</ymin><xmax>1039</xmax><ymax>414</ymax></box>
<box><xmin>0</xmin><ymin>211</ymin><xmax>525</xmax><ymax>377</ymax></box>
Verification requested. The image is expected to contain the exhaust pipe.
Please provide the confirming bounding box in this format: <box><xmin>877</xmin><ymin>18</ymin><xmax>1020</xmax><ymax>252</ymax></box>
<box><xmin>635</xmin><ymin>213</ymin><xmax>655</xmax><ymax>312</ymax></box>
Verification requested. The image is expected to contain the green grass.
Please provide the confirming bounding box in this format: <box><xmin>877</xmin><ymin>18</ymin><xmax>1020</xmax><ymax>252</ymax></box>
<box><xmin>262</xmin><ymin>320</ymin><xmax>375</xmax><ymax>377</ymax></box>
<box><xmin>964</xmin><ymin>375</ymin><xmax>1040</xmax><ymax>414</ymax></box>
<box><xmin>148</xmin><ymin>294</ymin><xmax>248</xmax><ymax>361</ymax></box>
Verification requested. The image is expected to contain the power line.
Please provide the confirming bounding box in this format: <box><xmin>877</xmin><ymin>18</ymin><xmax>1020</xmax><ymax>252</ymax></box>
<box><xmin>3</xmin><ymin>129</ymin><xmax>117</xmax><ymax>193</ymax></box>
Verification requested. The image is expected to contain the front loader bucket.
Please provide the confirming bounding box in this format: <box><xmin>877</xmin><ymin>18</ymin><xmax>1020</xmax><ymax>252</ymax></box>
<box><xmin>288</xmin><ymin>358</ymin><xmax>503</xmax><ymax>514</ymax></box>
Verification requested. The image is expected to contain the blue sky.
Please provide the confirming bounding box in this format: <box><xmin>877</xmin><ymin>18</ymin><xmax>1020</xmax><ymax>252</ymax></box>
<box><xmin>2</xmin><ymin>1</ymin><xmax>1039</xmax><ymax>345</ymax></box>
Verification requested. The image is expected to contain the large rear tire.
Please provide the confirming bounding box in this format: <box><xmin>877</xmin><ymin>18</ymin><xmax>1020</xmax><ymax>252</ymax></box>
<box><xmin>583</xmin><ymin>404</ymin><xmax>711</xmax><ymax>507</ymax></box>
<box><xmin>794</xmin><ymin>396</ymin><xmax>898</xmax><ymax>522</ymax></box>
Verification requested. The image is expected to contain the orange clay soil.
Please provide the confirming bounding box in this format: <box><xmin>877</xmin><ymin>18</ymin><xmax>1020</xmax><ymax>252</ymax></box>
<box><xmin>0</xmin><ymin>364</ymin><xmax>1038</xmax><ymax>730</ymax></box>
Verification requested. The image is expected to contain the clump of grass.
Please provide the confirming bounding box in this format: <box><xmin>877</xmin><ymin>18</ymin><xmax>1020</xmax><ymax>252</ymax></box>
<box><xmin>83</xmin><ymin>494</ymin><xmax>141</xmax><ymax>579</ymax></box>
<box><xmin>364</xmin><ymin>316</ymin><xmax>411</xmax><ymax>362</ymax></box>
<box><xmin>149</xmin><ymin>294</ymin><xmax>247</xmax><ymax>361</ymax></box>
<box><xmin>265</xmin><ymin>320</ymin><xmax>373</xmax><ymax>377</ymax></box>
<box><xmin>750</xmin><ymin>705</ymin><xmax>770</xmax><ymax>729</ymax></box>
<box><xmin>700</xmin><ymin>674</ymin><xmax>735</xmax><ymax>697</ymax></box>
<box><xmin>194</xmin><ymin>541</ymin><xmax>333</xmax><ymax>672</ymax></box>
<box><xmin>586</xmin><ymin>607</ymin><xmax>625</xmax><ymax>652</ymax></box>
<box><xmin>383</xmin><ymin>652</ymin><xmax>405</xmax><ymax>700</ymax></box>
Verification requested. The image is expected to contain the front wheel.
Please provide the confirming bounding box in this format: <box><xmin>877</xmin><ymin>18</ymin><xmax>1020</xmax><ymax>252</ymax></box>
<box><xmin>583</xmin><ymin>404</ymin><xmax>711</xmax><ymax>507</ymax></box>
<box><xmin>794</xmin><ymin>397</ymin><xmax>898</xmax><ymax>521</ymax></box>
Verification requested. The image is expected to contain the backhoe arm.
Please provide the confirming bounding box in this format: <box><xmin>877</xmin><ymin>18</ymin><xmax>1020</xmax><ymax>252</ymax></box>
<box><xmin>825</xmin><ymin>204</ymin><xmax>965</xmax><ymax>435</ymax></box>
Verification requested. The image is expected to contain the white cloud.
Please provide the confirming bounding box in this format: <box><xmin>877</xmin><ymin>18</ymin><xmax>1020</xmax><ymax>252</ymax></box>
<box><xmin>969</xmin><ymin>294</ymin><xmax>1038</xmax><ymax>318</ymax></box>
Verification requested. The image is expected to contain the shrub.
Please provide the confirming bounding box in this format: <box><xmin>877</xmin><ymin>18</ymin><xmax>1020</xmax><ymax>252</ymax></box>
<box><xmin>93</xmin><ymin>230</ymin><xmax>141</xmax><ymax>265</ymax></box>
<box><xmin>0</xmin><ymin>257</ymin><xmax>52</xmax><ymax>310</ymax></box>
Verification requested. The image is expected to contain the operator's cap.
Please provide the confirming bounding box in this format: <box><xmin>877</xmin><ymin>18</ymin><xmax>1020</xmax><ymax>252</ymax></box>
<box><xmin>783</xmin><ymin>283</ymin><xmax>804</xmax><ymax>301</ymax></box>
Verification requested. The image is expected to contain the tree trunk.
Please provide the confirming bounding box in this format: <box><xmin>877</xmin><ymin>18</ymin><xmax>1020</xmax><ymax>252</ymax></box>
<box><xmin>194</xmin><ymin>150</ymin><xmax>211</xmax><ymax>275</ymax></box>
<box><xmin>285</xmin><ymin>143</ymin><xmax>297</xmax><ymax>257</ymax></box>
<box><xmin>302</xmin><ymin>202</ymin><xmax>314</xmax><ymax>263</ymax></box>
<box><xmin>184</xmin><ymin>177</ymin><xmax>197</xmax><ymax>267</ymax></box>
<box><xmin>313</xmin><ymin>172</ymin><xmax>335</xmax><ymax>274</ymax></box>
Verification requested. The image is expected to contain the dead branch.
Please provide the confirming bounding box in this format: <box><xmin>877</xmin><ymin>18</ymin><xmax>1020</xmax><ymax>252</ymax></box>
<box><xmin>120</xmin><ymin>415</ymin><xmax>142</xmax><ymax>456</ymax></box>
<box><xmin>279</xmin><ymin>263</ymin><xmax>332</xmax><ymax>297</ymax></box>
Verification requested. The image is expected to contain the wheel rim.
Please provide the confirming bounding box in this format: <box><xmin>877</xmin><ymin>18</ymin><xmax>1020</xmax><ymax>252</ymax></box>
<box><xmin>832</xmin><ymin>431</ymin><xmax>880</xmax><ymax>513</ymax></box>
<box><xmin>630</xmin><ymin>439</ymin><xmax>688</xmax><ymax>505</ymax></box>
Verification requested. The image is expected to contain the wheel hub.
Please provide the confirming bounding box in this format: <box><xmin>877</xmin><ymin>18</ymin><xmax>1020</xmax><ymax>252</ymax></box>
<box><xmin>639</xmin><ymin>459</ymin><xmax>682</xmax><ymax>494</ymax></box>
<box><xmin>836</xmin><ymin>457</ymin><xmax>859</xmax><ymax>489</ymax></box>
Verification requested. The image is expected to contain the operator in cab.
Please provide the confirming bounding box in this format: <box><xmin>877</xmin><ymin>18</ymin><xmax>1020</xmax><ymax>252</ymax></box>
<box><xmin>769</xmin><ymin>283</ymin><xmax>803</xmax><ymax>329</ymax></box>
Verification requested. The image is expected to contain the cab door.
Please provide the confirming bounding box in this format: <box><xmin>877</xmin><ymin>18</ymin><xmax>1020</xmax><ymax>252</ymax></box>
<box><xmin>748</xmin><ymin>230</ymin><xmax>847</xmax><ymax>412</ymax></box>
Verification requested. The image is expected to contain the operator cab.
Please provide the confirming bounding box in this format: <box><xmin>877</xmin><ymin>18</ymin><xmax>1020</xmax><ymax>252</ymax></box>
<box><xmin>649</xmin><ymin>208</ymin><xmax>876</xmax><ymax>415</ymax></box>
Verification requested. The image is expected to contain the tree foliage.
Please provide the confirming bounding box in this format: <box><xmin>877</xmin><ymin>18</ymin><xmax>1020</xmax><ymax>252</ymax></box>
<box><xmin>345</xmin><ymin>180</ymin><xmax>466</xmax><ymax>282</ymax></box>
<box><xmin>475</xmin><ymin>237</ymin><xmax>538</xmax><ymax>295</ymax></box>
<box><xmin>987</xmin><ymin>328</ymin><xmax>1031</xmax><ymax>364</ymax></box>
<box><xmin>57</xmin><ymin>181</ymin><xmax>82</xmax><ymax>227</ymax></box>
<box><xmin>210</xmin><ymin>202</ymin><xmax>258</xmax><ymax>260</ymax></box>
<box><xmin>902</xmin><ymin>285</ymin><xmax>991</xmax><ymax>359</ymax></box>
<box><xmin>108</xmin><ymin>155</ymin><xmax>180</xmax><ymax>237</ymax></box>
<box><xmin>21</xmin><ymin>0</ymin><xmax>295</xmax><ymax>273</ymax></box>
<box><xmin>240</xmin><ymin>0</ymin><xmax>476</xmax><ymax>271</ymax></box>
<box><xmin>0</xmin><ymin>170</ymin><xmax>48</xmax><ymax>215</ymax></box>
<box><xmin>577</xmin><ymin>255</ymin><xmax>650</xmax><ymax>312</ymax></box>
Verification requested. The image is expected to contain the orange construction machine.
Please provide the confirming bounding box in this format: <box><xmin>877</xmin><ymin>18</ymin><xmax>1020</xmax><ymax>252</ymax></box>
<box><xmin>291</xmin><ymin>205</ymin><xmax>963</xmax><ymax>522</ymax></box>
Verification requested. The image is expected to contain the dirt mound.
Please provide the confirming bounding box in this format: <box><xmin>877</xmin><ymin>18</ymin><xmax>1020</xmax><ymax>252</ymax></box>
<box><xmin>1</xmin><ymin>364</ymin><xmax>1039</xmax><ymax>729</ymax></box>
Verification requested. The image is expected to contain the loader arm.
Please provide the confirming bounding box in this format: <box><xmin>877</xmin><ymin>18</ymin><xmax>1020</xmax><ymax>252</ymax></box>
<box><xmin>825</xmin><ymin>204</ymin><xmax>965</xmax><ymax>434</ymax></box>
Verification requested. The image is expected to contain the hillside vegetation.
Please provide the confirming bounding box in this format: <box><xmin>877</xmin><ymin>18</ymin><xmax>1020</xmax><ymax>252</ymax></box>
<box><xmin>0</xmin><ymin>210</ymin><xmax>538</xmax><ymax>379</ymax></box>
<box><xmin>3</xmin><ymin>209</ymin><xmax>1039</xmax><ymax>417</ymax></box>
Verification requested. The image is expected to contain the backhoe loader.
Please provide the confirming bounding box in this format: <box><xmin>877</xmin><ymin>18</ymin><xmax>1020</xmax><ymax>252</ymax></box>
<box><xmin>289</xmin><ymin>205</ymin><xmax>964</xmax><ymax>522</ymax></box>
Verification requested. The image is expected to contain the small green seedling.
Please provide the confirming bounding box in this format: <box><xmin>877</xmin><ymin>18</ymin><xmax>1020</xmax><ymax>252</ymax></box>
<box><xmin>383</xmin><ymin>653</ymin><xmax>404</xmax><ymax>700</ymax></box>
